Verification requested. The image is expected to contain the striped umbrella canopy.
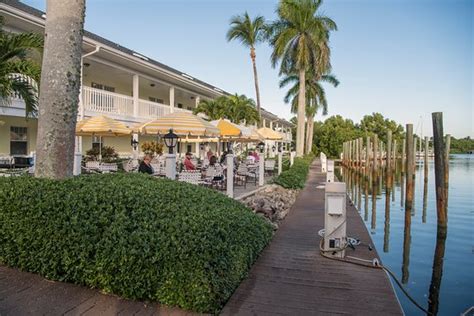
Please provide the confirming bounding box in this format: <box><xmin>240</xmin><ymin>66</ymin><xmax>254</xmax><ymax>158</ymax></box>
<box><xmin>137</xmin><ymin>112</ymin><xmax>220</xmax><ymax>137</ymax></box>
<box><xmin>76</xmin><ymin>115</ymin><xmax>132</xmax><ymax>136</ymax></box>
<box><xmin>210</xmin><ymin>119</ymin><xmax>242</xmax><ymax>138</ymax></box>
<box><xmin>237</xmin><ymin>125</ymin><xmax>264</xmax><ymax>142</ymax></box>
<box><xmin>257</xmin><ymin>127</ymin><xmax>283</xmax><ymax>140</ymax></box>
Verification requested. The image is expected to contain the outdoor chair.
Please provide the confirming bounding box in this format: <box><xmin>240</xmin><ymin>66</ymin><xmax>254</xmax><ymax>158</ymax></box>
<box><xmin>235</xmin><ymin>164</ymin><xmax>249</xmax><ymax>188</ymax></box>
<box><xmin>264</xmin><ymin>160</ymin><xmax>276</xmax><ymax>176</ymax></box>
<box><xmin>204</xmin><ymin>166</ymin><xmax>225</xmax><ymax>190</ymax></box>
<box><xmin>98</xmin><ymin>163</ymin><xmax>118</xmax><ymax>173</ymax></box>
<box><xmin>122</xmin><ymin>159</ymin><xmax>138</xmax><ymax>173</ymax></box>
<box><xmin>242</xmin><ymin>163</ymin><xmax>258</xmax><ymax>185</ymax></box>
<box><xmin>178</xmin><ymin>170</ymin><xmax>204</xmax><ymax>185</ymax></box>
<box><xmin>82</xmin><ymin>161</ymin><xmax>100</xmax><ymax>173</ymax></box>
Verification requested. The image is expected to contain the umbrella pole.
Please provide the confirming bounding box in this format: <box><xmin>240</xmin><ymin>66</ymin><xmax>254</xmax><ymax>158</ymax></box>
<box><xmin>99</xmin><ymin>136</ymin><xmax>102</xmax><ymax>161</ymax></box>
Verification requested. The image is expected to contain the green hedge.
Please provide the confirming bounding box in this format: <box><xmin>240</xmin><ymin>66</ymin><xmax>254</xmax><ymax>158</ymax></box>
<box><xmin>0</xmin><ymin>174</ymin><xmax>272</xmax><ymax>313</ymax></box>
<box><xmin>274</xmin><ymin>155</ymin><xmax>314</xmax><ymax>189</ymax></box>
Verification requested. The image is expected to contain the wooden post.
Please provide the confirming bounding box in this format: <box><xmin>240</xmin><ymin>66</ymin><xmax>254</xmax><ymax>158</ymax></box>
<box><xmin>392</xmin><ymin>140</ymin><xmax>397</xmax><ymax>171</ymax></box>
<box><xmin>432</xmin><ymin>112</ymin><xmax>447</xmax><ymax>228</ymax></box>
<box><xmin>445</xmin><ymin>134</ymin><xmax>451</xmax><ymax>206</ymax></box>
<box><xmin>349</xmin><ymin>141</ymin><xmax>352</xmax><ymax>168</ymax></box>
<box><xmin>384</xmin><ymin>186</ymin><xmax>391</xmax><ymax>253</ymax></box>
<box><xmin>405</xmin><ymin>124</ymin><xmax>414</xmax><ymax>213</ymax></box>
<box><xmin>373</xmin><ymin>134</ymin><xmax>378</xmax><ymax>172</ymax></box>
<box><xmin>386</xmin><ymin>130</ymin><xmax>392</xmax><ymax>173</ymax></box>
<box><xmin>366</xmin><ymin>136</ymin><xmax>370</xmax><ymax>177</ymax></box>
<box><xmin>402</xmin><ymin>138</ymin><xmax>406</xmax><ymax>173</ymax></box>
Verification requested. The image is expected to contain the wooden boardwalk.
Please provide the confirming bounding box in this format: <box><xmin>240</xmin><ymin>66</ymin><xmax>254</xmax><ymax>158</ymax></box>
<box><xmin>221</xmin><ymin>161</ymin><xmax>403</xmax><ymax>315</ymax></box>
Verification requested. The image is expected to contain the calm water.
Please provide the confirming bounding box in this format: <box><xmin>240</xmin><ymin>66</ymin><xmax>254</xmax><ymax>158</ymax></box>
<box><xmin>340</xmin><ymin>154</ymin><xmax>473</xmax><ymax>316</ymax></box>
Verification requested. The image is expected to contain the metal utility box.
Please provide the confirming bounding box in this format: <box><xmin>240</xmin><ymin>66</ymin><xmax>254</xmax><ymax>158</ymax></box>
<box><xmin>326</xmin><ymin>160</ymin><xmax>334</xmax><ymax>182</ymax></box>
<box><xmin>324</xmin><ymin>182</ymin><xmax>347</xmax><ymax>258</ymax></box>
<box><xmin>320</xmin><ymin>152</ymin><xmax>327</xmax><ymax>172</ymax></box>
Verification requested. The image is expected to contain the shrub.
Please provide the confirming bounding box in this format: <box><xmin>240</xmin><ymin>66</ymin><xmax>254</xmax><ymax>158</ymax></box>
<box><xmin>274</xmin><ymin>154</ymin><xmax>314</xmax><ymax>189</ymax></box>
<box><xmin>0</xmin><ymin>174</ymin><xmax>272</xmax><ymax>313</ymax></box>
<box><xmin>141</xmin><ymin>141</ymin><xmax>164</xmax><ymax>156</ymax></box>
<box><xmin>85</xmin><ymin>145</ymin><xmax>118</xmax><ymax>162</ymax></box>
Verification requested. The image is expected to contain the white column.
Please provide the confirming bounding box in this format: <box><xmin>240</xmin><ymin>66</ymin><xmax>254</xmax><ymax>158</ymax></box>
<box><xmin>165</xmin><ymin>154</ymin><xmax>176</xmax><ymax>180</ymax></box>
<box><xmin>270</xmin><ymin>120</ymin><xmax>273</xmax><ymax>130</ymax></box>
<box><xmin>259</xmin><ymin>154</ymin><xmax>265</xmax><ymax>186</ymax></box>
<box><xmin>195</xmin><ymin>95</ymin><xmax>200</xmax><ymax>107</ymax></box>
<box><xmin>169</xmin><ymin>86</ymin><xmax>175</xmax><ymax>113</ymax></box>
<box><xmin>278</xmin><ymin>151</ymin><xmax>282</xmax><ymax>175</ymax></box>
<box><xmin>226</xmin><ymin>153</ymin><xmax>234</xmax><ymax>198</ymax></box>
<box><xmin>132</xmin><ymin>74</ymin><xmax>139</xmax><ymax>117</ymax></box>
<box><xmin>195</xmin><ymin>142</ymin><xmax>200</xmax><ymax>158</ymax></box>
<box><xmin>263</xmin><ymin>118</ymin><xmax>266</xmax><ymax>128</ymax></box>
<box><xmin>73</xmin><ymin>136</ymin><xmax>82</xmax><ymax>175</ymax></box>
<box><xmin>290</xmin><ymin>151</ymin><xmax>295</xmax><ymax>166</ymax></box>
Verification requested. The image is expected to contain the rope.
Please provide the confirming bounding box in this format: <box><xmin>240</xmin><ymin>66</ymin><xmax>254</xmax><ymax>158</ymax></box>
<box><xmin>319</xmin><ymin>238</ymin><xmax>433</xmax><ymax>315</ymax></box>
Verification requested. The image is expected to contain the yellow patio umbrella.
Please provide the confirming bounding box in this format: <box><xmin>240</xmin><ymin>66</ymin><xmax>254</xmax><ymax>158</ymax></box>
<box><xmin>210</xmin><ymin>119</ymin><xmax>242</xmax><ymax>139</ymax></box>
<box><xmin>257</xmin><ymin>127</ymin><xmax>283</xmax><ymax>140</ymax></box>
<box><xmin>137</xmin><ymin>112</ymin><xmax>220</xmax><ymax>137</ymax></box>
<box><xmin>76</xmin><ymin>115</ymin><xmax>132</xmax><ymax>159</ymax></box>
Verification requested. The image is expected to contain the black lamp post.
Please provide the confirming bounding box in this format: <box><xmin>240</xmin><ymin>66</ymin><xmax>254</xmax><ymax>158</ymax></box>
<box><xmin>272</xmin><ymin>145</ymin><xmax>276</xmax><ymax>152</ymax></box>
<box><xmin>130</xmin><ymin>137</ymin><xmax>139</xmax><ymax>151</ymax></box>
<box><xmin>226</xmin><ymin>141</ymin><xmax>233</xmax><ymax>154</ymax></box>
<box><xmin>278</xmin><ymin>143</ymin><xmax>282</xmax><ymax>153</ymax></box>
<box><xmin>163</xmin><ymin>129</ymin><xmax>178</xmax><ymax>154</ymax></box>
<box><xmin>257</xmin><ymin>141</ymin><xmax>265</xmax><ymax>154</ymax></box>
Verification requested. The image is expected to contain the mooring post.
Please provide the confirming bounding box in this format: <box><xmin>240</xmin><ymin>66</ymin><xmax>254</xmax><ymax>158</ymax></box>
<box><xmin>405</xmin><ymin>124</ymin><xmax>414</xmax><ymax>213</ymax></box>
<box><xmin>431</xmin><ymin>113</ymin><xmax>447</xmax><ymax>228</ymax></box>
<box><xmin>402</xmin><ymin>138</ymin><xmax>406</xmax><ymax>173</ymax></box>
<box><xmin>392</xmin><ymin>139</ymin><xmax>397</xmax><ymax>171</ymax></box>
<box><xmin>373</xmin><ymin>134</ymin><xmax>378</xmax><ymax>173</ymax></box>
<box><xmin>365</xmin><ymin>136</ymin><xmax>370</xmax><ymax>176</ymax></box>
<box><xmin>445</xmin><ymin>134</ymin><xmax>451</xmax><ymax>206</ymax></box>
<box><xmin>386</xmin><ymin>131</ymin><xmax>392</xmax><ymax>172</ymax></box>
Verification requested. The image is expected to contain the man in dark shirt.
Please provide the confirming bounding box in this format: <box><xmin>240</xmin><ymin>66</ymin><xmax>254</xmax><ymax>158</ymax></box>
<box><xmin>138</xmin><ymin>154</ymin><xmax>154</xmax><ymax>174</ymax></box>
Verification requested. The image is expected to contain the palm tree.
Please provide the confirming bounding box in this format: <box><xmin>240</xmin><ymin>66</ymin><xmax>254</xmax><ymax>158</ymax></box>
<box><xmin>280</xmin><ymin>72</ymin><xmax>339</xmax><ymax>153</ymax></box>
<box><xmin>193</xmin><ymin>97</ymin><xmax>226</xmax><ymax>120</ymax></box>
<box><xmin>0</xmin><ymin>17</ymin><xmax>43</xmax><ymax>117</ymax></box>
<box><xmin>226</xmin><ymin>12</ymin><xmax>266</xmax><ymax>125</ymax></box>
<box><xmin>35</xmin><ymin>0</ymin><xmax>86</xmax><ymax>179</ymax></box>
<box><xmin>224</xmin><ymin>94</ymin><xmax>260</xmax><ymax>125</ymax></box>
<box><xmin>268</xmin><ymin>0</ymin><xmax>337</xmax><ymax>156</ymax></box>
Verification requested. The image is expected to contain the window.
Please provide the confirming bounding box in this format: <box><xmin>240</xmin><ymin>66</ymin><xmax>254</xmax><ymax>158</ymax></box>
<box><xmin>10</xmin><ymin>126</ymin><xmax>27</xmax><ymax>155</ymax></box>
<box><xmin>148</xmin><ymin>97</ymin><xmax>164</xmax><ymax>104</ymax></box>
<box><xmin>187</xmin><ymin>144</ymin><xmax>192</xmax><ymax>153</ymax></box>
<box><xmin>177</xmin><ymin>103</ymin><xmax>183</xmax><ymax>109</ymax></box>
<box><xmin>91</xmin><ymin>82</ymin><xmax>115</xmax><ymax>93</ymax></box>
<box><xmin>92</xmin><ymin>136</ymin><xmax>102</xmax><ymax>150</ymax></box>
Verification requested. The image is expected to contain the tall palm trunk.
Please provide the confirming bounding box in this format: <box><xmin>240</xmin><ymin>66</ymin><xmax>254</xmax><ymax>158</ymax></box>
<box><xmin>306</xmin><ymin>114</ymin><xmax>315</xmax><ymax>154</ymax></box>
<box><xmin>250</xmin><ymin>47</ymin><xmax>262</xmax><ymax>126</ymax></box>
<box><xmin>35</xmin><ymin>0</ymin><xmax>85</xmax><ymax>179</ymax></box>
<box><xmin>296</xmin><ymin>69</ymin><xmax>306</xmax><ymax>157</ymax></box>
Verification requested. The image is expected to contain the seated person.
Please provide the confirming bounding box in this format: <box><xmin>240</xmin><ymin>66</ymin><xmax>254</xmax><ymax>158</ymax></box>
<box><xmin>252</xmin><ymin>151</ymin><xmax>260</xmax><ymax>162</ymax></box>
<box><xmin>138</xmin><ymin>154</ymin><xmax>154</xmax><ymax>174</ymax></box>
<box><xmin>246</xmin><ymin>151</ymin><xmax>256</xmax><ymax>163</ymax></box>
<box><xmin>184</xmin><ymin>152</ymin><xmax>196</xmax><ymax>170</ymax></box>
<box><xmin>208</xmin><ymin>155</ymin><xmax>223</xmax><ymax>180</ymax></box>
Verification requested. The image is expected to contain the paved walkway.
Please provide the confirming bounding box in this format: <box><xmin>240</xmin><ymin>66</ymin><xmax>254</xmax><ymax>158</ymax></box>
<box><xmin>221</xmin><ymin>161</ymin><xmax>403</xmax><ymax>315</ymax></box>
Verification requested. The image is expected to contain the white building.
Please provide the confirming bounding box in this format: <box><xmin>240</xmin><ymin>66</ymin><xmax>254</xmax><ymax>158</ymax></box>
<box><xmin>0</xmin><ymin>0</ymin><xmax>292</xmax><ymax>159</ymax></box>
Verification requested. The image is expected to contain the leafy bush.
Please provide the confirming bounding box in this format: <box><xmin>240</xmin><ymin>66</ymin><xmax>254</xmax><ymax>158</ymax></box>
<box><xmin>85</xmin><ymin>145</ymin><xmax>118</xmax><ymax>162</ymax></box>
<box><xmin>0</xmin><ymin>174</ymin><xmax>272</xmax><ymax>313</ymax></box>
<box><xmin>141</xmin><ymin>141</ymin><xmax>164</xmax><ymax>156</ymax></box>
<box><xmin>274</xmin><ymin>154</ymin><xmax>314</xmax><ymax>189</ymax></box>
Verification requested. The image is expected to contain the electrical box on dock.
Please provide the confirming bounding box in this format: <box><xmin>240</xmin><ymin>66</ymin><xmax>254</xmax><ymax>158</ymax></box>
<box><xmin>324</xmin><ymin>182</ymin><xmax>347</xmax><ymax>258</ymax></box>
<box><xmin>320</xmin><ymin>152</ymin><xmax>327</xmax><ymax>172</ymax></box>
<box><xmin>326</xmin><ymin>160</ymin><xmax>334</xmax><ymax>182</ymax></box>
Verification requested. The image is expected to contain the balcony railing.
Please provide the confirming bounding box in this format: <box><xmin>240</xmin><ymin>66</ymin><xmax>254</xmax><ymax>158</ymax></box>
<box><xmin>82</xmin><ymin>86</ymin><xmax>134</xmax><ymax>116</ymax></box>
<box><xmin>82</xmin><ymin>86</ymin><xmax>191</xmax><ymax>120</ymax></box>
<box><xmin>137</xmin><ymin>99</ymin><xmax>171</xmax><ymax>118</ymax></box>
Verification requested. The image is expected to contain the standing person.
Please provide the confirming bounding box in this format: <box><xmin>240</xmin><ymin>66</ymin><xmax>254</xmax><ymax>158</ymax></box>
<box><xmin>252</xmin><ymin>150</ymin><xmax>260</xmax><ymax>162</ymax></box>
<box><xmin>184</xmin><ymin>152</ymin><xmax>196</xmax><ymax>170</ymax></box>
<box><xmin>139</xmin><ymin>154</ymin><xmax>154</xmax><ymax>174</ymax></box>
<box><xmin>207</xmin><ymin>149</ymin><xmax>214</xmax><ymax>161</ymax></box>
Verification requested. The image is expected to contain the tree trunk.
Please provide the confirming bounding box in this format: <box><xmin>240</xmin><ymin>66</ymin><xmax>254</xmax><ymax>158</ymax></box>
<box><xmin>306</xmin><ymin>115</ymin><xmax>315</xmax><ymax>154</ymax></box>
<box><xmin>305</xmin><ymin>119</ymin><xmax>311</xmax><ymax>154</ymax></box>
<box><xmin>35</xmin><ymin>0</ymin><xmax>86</xmax><ymax>179</ymax></box>
<box><xmin>250</xmin><ymin>48</ymin><xmax>262</xmax><ymax>127</ymax></box>
<box><xmin>296</xmin><ymin>69</ymin><xmax>305</xmax><ymax>157</ymax></box>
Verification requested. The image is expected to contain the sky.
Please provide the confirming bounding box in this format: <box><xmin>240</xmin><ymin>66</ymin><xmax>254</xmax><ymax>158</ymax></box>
<box><xmin>24</xmin><ymin>0</ymin><xmax>473</xmax><ymax>138</ymax></box>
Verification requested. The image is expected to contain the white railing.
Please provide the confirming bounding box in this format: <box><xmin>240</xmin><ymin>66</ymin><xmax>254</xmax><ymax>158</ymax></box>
<box><xmin>173</xmin><ymin>107</ymin><xmax>192</xmax><ymax>113</ymax></box>
<box><xmin>138</xmin><ymin>99</ymin><xmax>171</xmax><ymax>118</ymax></box>
<box><xmin>82</xmin><ymin>86</ymin><xmax>134</xmax><ymax>116</ymax></box>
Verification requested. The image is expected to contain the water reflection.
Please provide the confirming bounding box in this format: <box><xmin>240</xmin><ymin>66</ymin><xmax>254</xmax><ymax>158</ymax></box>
<box><xmin>428</xmin><ymin>226</ymin><xmax>447</xmax><ymax>315</ymax></box>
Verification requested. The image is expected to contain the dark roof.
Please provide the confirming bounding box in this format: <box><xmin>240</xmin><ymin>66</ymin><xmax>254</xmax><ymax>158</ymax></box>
<box><xmin>2</xmin><ymin>0</ymin><xmax>229</xmax><ymax>95</ymax></box>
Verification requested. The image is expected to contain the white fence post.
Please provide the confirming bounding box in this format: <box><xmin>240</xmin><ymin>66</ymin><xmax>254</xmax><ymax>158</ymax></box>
<box><xmin>226</xmin><ymin>153</ymin><xmax>234</xmax><ymax>198</ymax></box>
<box><xmin>278</xmin><ymin>151</ymin><xmax>283</xmax><ymax>175</ymax></box>
<box><xmin>165</xmin><ymin>154</ymin><xmax>176</xmax><ymax>180</ymax></box>
<box><xmin>259</xmin><ymin>155</ymin><xmax>265</xmax><ymax>186</ymax></box>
